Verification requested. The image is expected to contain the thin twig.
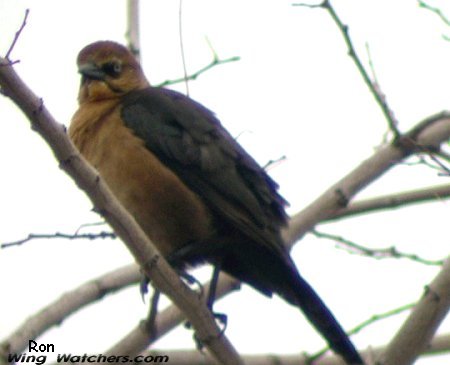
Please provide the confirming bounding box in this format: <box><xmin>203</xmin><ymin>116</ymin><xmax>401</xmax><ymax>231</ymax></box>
<box><xmin>404</xmin><ymin>153</ymin><xmax>450</xmax><ymax>176</ymax></box>
<box><xmin>418</xmin><ymin>1</ymin><xmax>450</xmax><ymax>41</ymax></box>
<box><xmin>311</xmin><ymin>229</ymin><xmax>444</xmax><ymax>266</ymax></box>
<box><xmin>1</xmin><ymin>231</ymin><xmax>116</xmax><ymax>249</ymax></box>
<box><xmin>294</xmin><ymin>0</ymin><xmax>400</xmax><ymax>138</ymax></box>
<box><xmin>126</xmin><ymin>0</ymin><xmax>141</xmax><ymax>61</ymax></box>
<box><xmin>292</xmin><ymin>1</ymin><xmax>325</xmax><ymax>9</ymax></box>
<box><xmin>349</xmin><ymin>302</ymin><xmax>415</xmax><ymax>335</ymax></box>
<box><xmin>4</xmin><ymin>9</ymin><xmax>29</xmax><ymax>61</ymax></box>
<box><xmin>325</xmin><ymin>1</ymin><xmax>400</xmax><ymax>138</ymax></box>
<box><xmin>426</xmin><ymin>152</ymin><xmax>450</xmax><ymax>176</ymax></box>
<box><xmin>156</xmin><ymin>55</ymin><xmax>240</xmax><ymax>88</ymax></box>
<box><xmin>310</xmin><ymin>301</ymin><xmax>415</xmax><ymax>360</ymax></box>
<box><xmin>178</xmin><ymin>0</ymin><xmax>189</xmax><ymax>96</ymax></box>
<box><xmin>418</xmin><ymin>0</ymin><xmax>450</xmax><ymax>26</ymax></box>
<box><xmin>263</xmin><ymin>155</ymin><xmax>287</xmax><ymax>170</ymax></box>
<box><xmin>75</xmin><ymin>221</ymin><xmax>108</xmax><ymax>234</ymax></box>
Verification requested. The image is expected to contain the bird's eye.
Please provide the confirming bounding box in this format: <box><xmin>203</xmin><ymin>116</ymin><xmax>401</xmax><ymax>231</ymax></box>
<box><xmin>102</xmin><ymin>61</ymin><xmax>122</xmax><ymax>77</ymax></box>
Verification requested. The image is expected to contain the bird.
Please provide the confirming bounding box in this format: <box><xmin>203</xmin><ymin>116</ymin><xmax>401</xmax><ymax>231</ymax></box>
<box><xmin>69</xmin><ymin>40</ymin><xmax>364</xmax><ymax>365</ymax></box>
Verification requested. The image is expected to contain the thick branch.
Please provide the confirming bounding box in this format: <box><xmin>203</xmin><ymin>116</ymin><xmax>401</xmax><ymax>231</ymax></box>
<box><xmin>0</xmin><ymin>59</ymin><xmax>244</xmax><ymax>365</ymax></box>
<box><xmin>378</xmin><ymin>257</ymin><xmax>450</xmax><ymax>365</ymax></box>
<box><xmin>284</xmin><ymin>112</ymin><xmax>450</xmax><ymax>246</ymax></box>
<box><xmin>133</xmin><ymin>331</ymin><xmax>450</xmax><ymax>365</ymax></box>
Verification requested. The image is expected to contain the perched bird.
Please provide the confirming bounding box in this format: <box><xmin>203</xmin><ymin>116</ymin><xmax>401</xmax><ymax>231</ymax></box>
<box><xmin>69</xmin><ymin>41</ymin><xmax>364</xmax><ymax>365</ymax></box>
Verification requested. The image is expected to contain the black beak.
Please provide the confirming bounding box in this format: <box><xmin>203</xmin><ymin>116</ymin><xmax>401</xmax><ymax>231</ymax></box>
<box><xmin>78</xmin><ymin>63</ymin><xmax>106</xmax><ymax>81</ymax></box>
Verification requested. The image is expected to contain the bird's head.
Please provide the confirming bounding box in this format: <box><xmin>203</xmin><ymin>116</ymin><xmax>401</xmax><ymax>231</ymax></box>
<box><xmin>76</xmin><ymin>41</ymin><xmax>149</xmax><ymax>103</ymax></box>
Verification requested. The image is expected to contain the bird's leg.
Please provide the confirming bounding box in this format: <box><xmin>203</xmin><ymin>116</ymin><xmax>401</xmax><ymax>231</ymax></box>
<box><xmin>145</xmin><ymin>289</ymin><xmax>161</xmax><ymax>340</ymax></box>
<box><xmin>207</xmin><ymin>263</ymin><xmax>220</xmax><ymax>309</ymax></box>
<box><xmin>188</xmin><ymin>263</ymin><xmax>228</xmax><ymax>351</ymax></box>
<box><xmin>206</xmin><ymin>262</ymin><xmax>227</xmax><ymax>332</ymax></box>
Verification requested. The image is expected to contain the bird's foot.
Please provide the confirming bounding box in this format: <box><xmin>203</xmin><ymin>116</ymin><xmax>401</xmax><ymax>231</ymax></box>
<box><xmin>186</xmin><ymin>311</ymin><xmax>228</xmax><ymax>351</ymax></box>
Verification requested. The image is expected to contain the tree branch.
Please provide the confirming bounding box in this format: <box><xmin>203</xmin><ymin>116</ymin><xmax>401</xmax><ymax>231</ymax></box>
<box><xmin>284</xmin><ymin>112</ymin><xmax>450</xmax><ymax>246</ymax></box>
<box><xmin>311</xmin><ymin>229</ymin><xmax>444</xmax><ymax>266</ymax></box>
<box><xmin>0</xmin><ymin>265</ymin><xmax>139</xmax><ymax>359</ymax></box>
<box><xmin>0</xmin><ymin>58</ymin><xmax>244</xmax><ymax>365</ymax></box>
<box><xmin>156</xmin><ymin>55</ymin><xmax>240</xmax><ymax>88</ymax></box>
<box><xmin>378</xmin><ymin>257</ymin><xmax>450</xmax><ymax>365</ymax></box>
<box><xmin>293</xmin><ymin>0</ymin><xmax>399</xmax><ymax>138</ymax></box>
<box><xmin>4</xmin><ymin>9</ymin><xmax>29</xmax><ymax>62</ymax></box>
<box><xmin>418</xmin><ymin>0</ymin><xmax>450</xmax><ymax>26</ymax></box>
<box><xmin>126</xmin><ymin>0</ymin><xmax>141</xmax><ymax>61</ymax></box>
<box><xmin>325</xmin><ymin>183</ymin><xmax>450</xmax><ymax>221</ymax></box>
<box><xmin>133</xmin><ymin>329</ymin><xmax>450</xmax><ymax>365</ymax></box>
<box><xmin>1</xmin><ymin>231</ymin><xmax>116</xmax><ymax>249</ymax></box>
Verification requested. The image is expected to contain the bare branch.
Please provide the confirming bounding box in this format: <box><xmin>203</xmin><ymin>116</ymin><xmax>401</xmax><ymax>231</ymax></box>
<box><xmin>350</xmin><ymin>302</ymin><xmax>415</xmax><ymax>336</ymax></box>
<box><xmin>378</xmin><ymin>257</ymin><xmax>450</xmax><ymax>365</ymax></box>
<box><xmin>263</xmin><ymin>155</ymin><xmax>287</xmax><ymax>170</ymax></box>
<box><xmin>312</xmin><ymin>229</ymin><xmax>444</xmax><ymax>266</ymax></box>
<box><xmin>310</xmin><ymin>301</ymin><xmax>415</xmax><ymax>361</ymax></box>
<box><xmin>75</xmin><ymin>221</ymin><xmax>108</xmax><ymax>234</ymax></box>
<box><xmin>0</xmin><ymin>265</ymin><xmax>140</xmax><ymax>359</ymax></box>
<box><xmin>326</xmin><ymin>183</ymin><xmax>450</xmax><ymax>221</ymax></box>
<box><xmin>418</xmin><ymin>0</ymin><xmax>450</xmax><ymax>26</ymax></box>
<box><xmin>126</xmin><ymin>0</ymin><xmax>140</xmax><ymax>61</ymax></box>
<box><xmin>292</xmin><ymin>1</ymin><xmax>326</xmax><ymax>9</ymax></box>
<box><xmin>4</xmin><ymin>9</ymin><xmax>29</xmax><ymax>62</ymax></box>
<box><xmin>1</xmin><ymin>231</ymin><xmax>115</xmax><ymax>249</ymax></box>
<box><xmin>284</xmin><ymin>112</ymin><xmax>450</xmax><ymax>246</ymax></box>
<box><xmin>0</xmin><ymin>58</ymin><xmax>244</xmax><ymax>365</ymax></box>
<box><xmin>325</xmin><ymin>1</ymin><xmax>399</xmax><ymax>137</ymax></box>
<box><xmin>426</xmin><ymin>152</ymin><xmax>450</xmax><ymax>176</ymax></box>
<box><xmin>178</xmin><ymin>0</ymin><xmax>189</xmax><ymax>96</ymax></box>
<box><xmin>156</xmin><ymin>55</ymin><xmax>240</xmax><ymax>88</ymax></box>
<box><xmin>294</xmin><ymin>0</ymin><xmax>400</xmax><ymax>138</ymax></box>
<box><xmin>135</xmin><ymin>328</ymin><xmax>450</xmax><ymax>365</ymax></box>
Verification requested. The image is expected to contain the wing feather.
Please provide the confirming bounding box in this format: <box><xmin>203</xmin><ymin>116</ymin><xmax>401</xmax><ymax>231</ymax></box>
<box><xmin>121</xmin><ymin>87</ymin><xmax>288</xmax><ymax>252</ymax></box>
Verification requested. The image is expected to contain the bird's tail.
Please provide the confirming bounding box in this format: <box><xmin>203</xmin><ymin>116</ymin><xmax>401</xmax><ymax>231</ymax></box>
<box><xmin>280</xmin><ymin>260</ymin><xmax>364</xmax><ymax>365</ymax></box>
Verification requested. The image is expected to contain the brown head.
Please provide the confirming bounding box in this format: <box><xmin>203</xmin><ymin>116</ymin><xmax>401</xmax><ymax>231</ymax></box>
<box><xmin>76</xmin><ymin>41</ymin><xmax>149</xmax><ymax>103</ymax></box>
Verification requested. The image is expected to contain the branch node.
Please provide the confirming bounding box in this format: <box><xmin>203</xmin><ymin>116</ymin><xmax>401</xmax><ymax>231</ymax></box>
<box><xmin>335</xmin><ymin>188</ymin><xmax>349</xmax><ymax>207</ymax></box>
<box><xmin>31</xmin><ymin>97</ymin><xmax>44</xmax><ymax>116</ymax></box>
<box><xmin>143</xmin><ymin>254</ymin><xmax>161</xmax><ymax>274</ymax></box>
<box><xmin>424</xmin><ymin>285</ymin><xmax>441</xmax><ymax>302</ymax></box>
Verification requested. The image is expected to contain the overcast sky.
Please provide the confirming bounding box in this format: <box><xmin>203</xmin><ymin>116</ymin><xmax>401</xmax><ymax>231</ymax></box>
<box><xmin>1</xmin><ymin>1</ymin><xmax>450</xmax><ymax>364</ymax></box>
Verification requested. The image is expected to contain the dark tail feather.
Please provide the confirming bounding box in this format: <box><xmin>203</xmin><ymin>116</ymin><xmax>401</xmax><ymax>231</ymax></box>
<box><xmin>181</xmin><ymin>234</ymin><xmax>364</xmax><ymax>364</ymax></box>
<box><xmin>282</xmin><ymin>268</ymin><xmax>364</xmax><ymax>365</ymax></box>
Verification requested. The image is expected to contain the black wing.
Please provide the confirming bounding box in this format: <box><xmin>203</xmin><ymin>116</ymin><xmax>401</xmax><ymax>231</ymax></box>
<box><xmin>121</xmin><ymin>87</ymin><xmax>289</xmax><ymax>254</ymax></box>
